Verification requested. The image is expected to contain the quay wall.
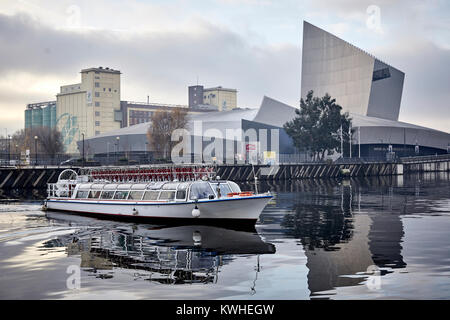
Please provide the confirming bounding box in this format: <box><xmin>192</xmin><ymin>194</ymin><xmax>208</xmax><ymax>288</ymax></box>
<box><xmin>0</xmin><ymin>156</ymin><xmax>449</xmax><ymax>189</ymax></box>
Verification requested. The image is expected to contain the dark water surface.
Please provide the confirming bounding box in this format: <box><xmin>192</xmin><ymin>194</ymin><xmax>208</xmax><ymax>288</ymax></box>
<box><xmin>0</xmin><ymin>173</ymin><xmax>449</xmax><ymax>299</ymax></box>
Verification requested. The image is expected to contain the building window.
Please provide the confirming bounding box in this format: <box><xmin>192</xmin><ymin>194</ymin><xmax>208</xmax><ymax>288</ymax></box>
<box><xmin>95</xmin><ymin>102</ymin><xmax>100</xmax><ymax>107</ymax></box>
<box><xmin>95</xmin><ymin>76</ymin><xmax>100</xmax><ymax>79</ymax></box>
<box><xmin>103</xmin><ymin>88</ymin><xmax>106</xmax><ymax>91</ymax></box>
<box><xmin>95</xmin><ymin>92</ymin><xmax>100</xmax><ymax>97</ymax></box>
<box><xmin>109</xmin><ymin>88</ymin><xmax>111</xmax><ymax>92</ymax></box>
<box><xmin>95</xmin><ymin>121</ymin><xmax>100</xmax><ymax>126</ymax></box>
<box><xmin>373</xmin><ymin>67</ymin><xmax>391</xmax><ymax>81</ymax></box>
<box><xmin>95</xmin><ymin>111</ymin><xmax>100</xmax><ymax>116</ymax></box>
<box><xmin>95</xmin><ymin>131</ymin><xmax>100</xmax><ymax>135</ymax></box>
<box><xmin>95</xmin><ymin>82</ymin><xmax>100</xmax><ymax>87</ymax></box>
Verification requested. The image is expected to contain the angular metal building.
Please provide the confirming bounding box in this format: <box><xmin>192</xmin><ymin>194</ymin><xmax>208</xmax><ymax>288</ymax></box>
<box><xmin>301</xmin><ymin>21</ymin><xmax>404</xmax><ymax>121</ymax></box>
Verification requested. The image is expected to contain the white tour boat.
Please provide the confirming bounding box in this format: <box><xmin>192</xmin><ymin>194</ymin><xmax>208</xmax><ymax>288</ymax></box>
<box><xmin>44</xmin><ymin>166</ymin><xmax>272</xmax><ymax>224</ymax></box>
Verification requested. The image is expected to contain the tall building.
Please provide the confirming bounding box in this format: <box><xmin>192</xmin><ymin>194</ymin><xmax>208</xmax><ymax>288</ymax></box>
<box><xmin>301</xmin><ymin>21</ymin><xmax>405</xmax><ymax>121</ymax></box>
<box><xmin>56</xmin><ymin>67</ymin><xmax>122</xmax><ymax>153</ymax></box>
<box><xmin>188</xmin><ymin>85</ymin><xmax>237</xmax><ymax>111</ymax></box>
<box><xmin>24</xmin><ymin>101</ymin><xmax>57</xmax><ymax>129</ymax></box>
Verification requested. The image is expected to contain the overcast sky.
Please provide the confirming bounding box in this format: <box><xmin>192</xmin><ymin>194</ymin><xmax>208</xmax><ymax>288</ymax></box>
<box><xmin>0</xmin><ymin>0</ymin><xmax>449</xmax><ymax>134</ymax></box>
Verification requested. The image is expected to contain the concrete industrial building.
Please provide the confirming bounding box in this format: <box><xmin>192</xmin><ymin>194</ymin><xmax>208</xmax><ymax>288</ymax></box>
<box><xmin>120</xmin><ymin>101</ymin><xmax>216</xmax><ymax>128</ymax></box>
<box><xmin>189</xmin><ymin>85</ymin><xmax>237</xmax><ymax>111</ymax></box>
<box><xmin>25</xmin><ymin>67</ymin><xmax>220</xmax><ymax>155</ymax></box>
<box><xmin>56</xmin><ymin>67</ymin><xmax>122</xmax><ymax>153</ymax></box>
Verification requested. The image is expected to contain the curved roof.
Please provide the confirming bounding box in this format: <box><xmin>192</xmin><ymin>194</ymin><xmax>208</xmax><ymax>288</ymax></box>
<box><xmin>94</xmin><ymin>122</ymin><xmax>150</xmax><ymax>138</ymax></box>
<box><xmin>252</xmin><ymin>96</ymin><xmax>298</xmax><ymax>127</ymax></box>
<box><xmin>82</xmin><ymin>95</ymin><xmax>450</xmax><ymax>152</ymax></box>
<box><xmin>188</xmin><ymin>107</ymin><xmax>258</xmax><ymax>123</ymax></box>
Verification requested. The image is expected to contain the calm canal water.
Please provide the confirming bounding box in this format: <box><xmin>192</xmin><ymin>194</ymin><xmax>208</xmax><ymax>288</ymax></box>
<box><xmin>0</xmin><ymin>172</ymin><xmax>449</xmax><ymax>299</ymax></box>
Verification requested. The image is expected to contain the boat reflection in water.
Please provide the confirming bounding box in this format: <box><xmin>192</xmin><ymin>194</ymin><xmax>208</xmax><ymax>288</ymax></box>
<box><xmin>45</xmin><ymin>212</ymin><xmax>275</xmax><ymax>285</ymax></box>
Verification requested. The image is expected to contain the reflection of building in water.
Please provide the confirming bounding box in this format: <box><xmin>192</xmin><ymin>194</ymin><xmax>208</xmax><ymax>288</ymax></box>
<box><xmin>276</xmin><ymin>178</ymin><xmax>408</xmax><ymax>296</ymax></box>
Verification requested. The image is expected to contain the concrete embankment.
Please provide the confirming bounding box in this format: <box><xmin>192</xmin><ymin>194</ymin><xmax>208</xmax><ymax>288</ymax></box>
<box><xmin>0</xmin><ymin>155</ymin><xmax>448</xmax><ymax>189</ymax></box>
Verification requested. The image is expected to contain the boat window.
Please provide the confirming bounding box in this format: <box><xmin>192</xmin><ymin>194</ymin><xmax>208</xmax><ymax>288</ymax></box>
<box><xmin>131</xmin><ymin>184</ymin><xmax>147</xmax><ymax>190</ymax></box>
<box><xmin>210</xmin><ymin>182</ymin><xmax>232</xmax><ymax>198</ymax></box>
<box><xmin>91</xmin><ymin>184</ymin><xmax>105</xmax><ymax>190</ymax></box>
<box><xmin>103</xmin><ymin>184</ymin><xmax>118</xmax><ymax>190</ymax></box>
<box><xmin>100</xmin><ymin>191</ymin><xmax>115</xmax><ymax>199</ymax></box>
<box><xmin>148</xmin><ymin>182</ymin><xmax>165</xmax><ymax>190</ymax></box>
<box><xmin>189</xmin><ymin>182</ymin><xmax>215</xmax><ymax>200</ymax></box>
<box><xmin>228</xmin><ymin>181</ymin><xmax>241</xmax><ymax>193</ymax></box>
<box><xmin>114</xmin><ymin>191</ymin><xmax>129</xmax><ymax>200</ymax></box>
<box><xmin>117</xmin><ymin>184</ymin><xmax>132</xmax><ymax>190</ymax></box>
<box><xmin>88</xmin><ymin>190</ymin><xmax>101</xmax><ymax>198</ymax></box>
<box><xmin>176</xmin><ymin>183</ymin><xmax>189</xmax><ymax>200</ymax></box>
<box><xmin>162</xmin><ymin>183</ymin><xmax>178</xmax><ymax>190</ymax></box>
<box><xmin>143</xmin><ymin>190</ymin><xmax>160</xmax><ymax>200</ymax></box>
<box><xmin>78</xmin><ymin>184</ymin><xmax>92</xmax><ymax>191</ymax></box>
<box><xmin>76</xmin><ymin>190</ymin><xmax>89</xmax><ymax>199</ymax></box>
<box><xmin>176</xmin><ymin>190</ymin><xmax>186</xmax><ymax>200</ymax></box>
<box><xmin>159</xmin><ymin>191</ymin><xmax>175</xmax><ymax>201</ymax></box>
<box><xmin>128</xmin><ymin>191</ymin><xmax>144</xmax><ymax>200</ymax></box>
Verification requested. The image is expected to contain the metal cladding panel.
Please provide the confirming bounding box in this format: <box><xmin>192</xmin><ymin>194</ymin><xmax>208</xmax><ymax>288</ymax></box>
<box><xmin>253</xmin><ymin>96</ymin><xmax>298</xmax><ymax>128</ymax></box>
<box><xmin>367</xmin><ymin>59</ymin><xmax>404</xmax><ymax>121</ymax></box>
<box><xmin>50</xmin><ymin>105</ymin><xmax>56</xmax><ymax>128</ymax></box>
<box><xmin>351</xmin><ymin>113</ymin><xmax>450</xmax><ymax>151</ymax></box>
<box><xmin>24</xmin><ymin>109</ymin><xmax>32</xmax><ymax>128</ymax></box>
<box><xmin>42</xmin><ymin>105</ymin><xmax>51</xmax><ymax>127</ymax></box>
<box><xmin>301</xmin><ymin>21</ymin><xmax>374</xmax><ymax>116</ymax></box>
<box><xmin>31</xmin><ymin>108</ymin><xmax>43</xmax><ymax>127</ymax></box>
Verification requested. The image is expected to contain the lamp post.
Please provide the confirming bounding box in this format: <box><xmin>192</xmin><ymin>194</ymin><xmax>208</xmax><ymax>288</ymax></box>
<box><xmin>7</xmin><ymin>135</ymin><xmax>11</xmax><ymax>165</ymax></box>
<box><xmin>116</xmin><ymin>136</ymin><xmax>120</xmax><ymax>164</ymax></box>
<box><xmin>349</xmin><ymin>124</ymin><xmax>352</xmax><ymax>158</ymax></box>
<box><xmin>34</xmin><ymin>135</ymin><xmax>38</xmax><ymax>166</ymax></box>
<box><xmin>81</xmin><ymin>133</ymin><xmax>85</xmax><ymax>167</ymax></box>
<box><xmin>107</xmin><ymin>142</ymin><xmax>110</xmax><ymax>165</ymax></box>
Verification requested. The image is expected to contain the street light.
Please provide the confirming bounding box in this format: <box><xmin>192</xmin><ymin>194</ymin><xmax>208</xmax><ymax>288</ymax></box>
<box><xmin>116</xmin><ymin>136</ymin><xmax>120</xmax><ymax>163</ymax></box>
<box><xmin>7</xmin><ymin>135</ymin><xmax>11</xmax><ymax>165</ymax></box>
<box><xmin>34</xmin><ymin>135</ymin><xmax>38</xmax><ymax>166</ymax></box>
<box><xmin>81</xmin><ymin>133</ymin><xmax>85</xmax><ymax>167</ymax></box>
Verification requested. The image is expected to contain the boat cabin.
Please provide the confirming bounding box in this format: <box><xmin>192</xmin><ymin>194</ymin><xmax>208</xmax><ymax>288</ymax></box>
<box><xmin>50</xmin><ymin>180</ymin><xmax>244</xmax><ymax>202</ymax></box>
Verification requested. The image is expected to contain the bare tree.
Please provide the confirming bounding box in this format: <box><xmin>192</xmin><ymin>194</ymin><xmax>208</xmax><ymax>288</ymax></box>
<box><xmin>147</xmin><ymin>108</ymin><xmax>188</xmax><ymax>160</ymax></box>
<box><xmin>33</xmin><ymin>127</ymin><xmax>64</xmax><ymax>157</ymax></box>
<box><xmin>9</xmin><ymin>127</ymin><xmax>64</xmax><ymax>156</ymax></box>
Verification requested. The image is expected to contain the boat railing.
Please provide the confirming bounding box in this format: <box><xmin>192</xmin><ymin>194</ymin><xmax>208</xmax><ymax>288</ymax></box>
<box><xmin>81</xmin><ymin>165</ymin><xmax>216</xmax><ymax>183</ymax></box>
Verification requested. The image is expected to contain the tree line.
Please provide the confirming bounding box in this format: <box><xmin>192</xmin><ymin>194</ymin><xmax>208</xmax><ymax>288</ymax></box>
<box><xmin>0</xmin><ymin>127</ymin><xmax>64</xmax><ymax>158</ymax></box>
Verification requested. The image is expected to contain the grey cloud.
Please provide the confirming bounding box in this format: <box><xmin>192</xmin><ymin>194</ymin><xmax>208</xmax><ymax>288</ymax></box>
<box><xmin>0</xmin><ymin>12</ymin><xmax>300</xmax><ymax>109</ymax></box>
<box><xmin>0</xmin><ymin>10</ymin><xmax>448</xmax><ymax>133</ymax></box>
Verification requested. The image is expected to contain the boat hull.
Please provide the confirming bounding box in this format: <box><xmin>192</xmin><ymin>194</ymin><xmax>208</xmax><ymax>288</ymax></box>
<box><xmin>45</xmin><ymin>195</ymin><xmax>272</xmax><ymax>223</ymax></box>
